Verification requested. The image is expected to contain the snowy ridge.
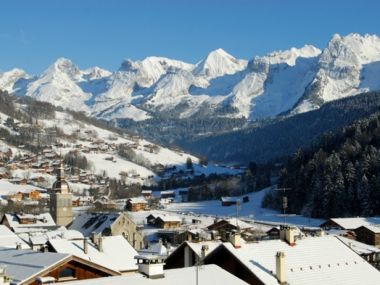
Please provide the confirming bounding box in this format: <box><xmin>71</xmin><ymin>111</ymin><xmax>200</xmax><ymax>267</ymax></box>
<box><xmin>2</xmin><ymin>33</ymin><xmax>380</xmax><ymax>121</ymax></box>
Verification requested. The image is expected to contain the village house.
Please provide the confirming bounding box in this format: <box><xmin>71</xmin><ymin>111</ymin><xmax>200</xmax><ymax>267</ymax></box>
<box><xmin>1</xmin><ymin>213</ymin><xmax>58</xmax><ymax>233</ymax></box>
<box><xmin>220</xmin><ymin>196</ymin><xmax>241</xmax><ymax>206</ymax></box>
<box><xmin>338</xmin><ymin>235</ymin><xmax>380</xmax><ymax>270</ymax></box>
<box><xmin>48</xmin><ymin>235</ymin><xmax>139</xmax><ymax>275</ymax></box>
<box><xmin>125</xmin><ymin>197</ymin><xmax>147</xmax><ymax>212</ymax></box>
<box><xmin>154</xmin><ymin>215</ymin><xmax>182</xmax><ymax>229</ymax></box>
<box><xmin>69</xmin><ymin>212</ymin><xmax>144</xmax><ymax>250</ymax></box>
<box><xmin>355</xmin><ymin>224</ymin><xmax>380</xmax><ymax>247</ymax></box>
<box><xmin>141</xmin><ymin>190</ymin><xmax>152</xmax><ymax>200</ymax></box>
<box><xmin>146</xmin><ymin>214</ymin><xmax>181</xmax><ymax>229</ymax></box>
<box><xmin>164</xmin><ymin>241</ymin><xmax>222</xmax><ymax>269</ymax></box>
<box><xmin>59</xmin><ymin>264</ymin><xmax>247</xmax><ymax>285</ymax></box>
<box><xmin>319</xmin><ymin>217</ymin><xmax>380</xmax><ymax>230</ymax></box>
<box><xmin>0</xmin><ymin>247</ymin><xmax>119</xmax><ymax>285</ymax></box>
<box><xmin>201</xmin><ymin>227</ymin><xmax>380</xmax><ymax>285</ymax></box>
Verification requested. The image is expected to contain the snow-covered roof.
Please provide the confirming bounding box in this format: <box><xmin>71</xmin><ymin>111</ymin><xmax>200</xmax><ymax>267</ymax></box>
<box><xmin>225</xmin><ymin>218</ymin><xmax>254</xmax><ymax>230</ymax></box>
<box><xmin>322</xmin><ymin>217</ymin><xmax>380</xmax><ymax>230</ymax></box>
<box><xmin>210</xmin><ymin>236</ymin><xmax>380</xmax><ymax>285</ymax></box>
<box><xmin>0</xmin><ymin>248</ymin><xmax>69</xmax><ymax>284</ymax></box>
<box><xmin>56</xmin><ymin>264</ymin><xmax>248</xmax><ymax>285</ymax></box>
<box><xmin>155</xmin><ymin>215</ymin><xmax>182</xmax><ymax>223</ymax></box>
<box><xmin>185</xmin><ymin>241</ymin><xmax>222</xmax><ymax>258</ymax></box>
<box><xmin>69</xmin><ymin>212</ymin><xmax>120</xmax><ymax>237</ymax></box>
<box><xmin>0</xmin><ymin>225</ymin><xmax>30</xmax><ymax>249</ymax></box>
<box><xmin>337</xmin><ymin>236</ymin><xmax>380</xmax><ymax>255</ymax></box>
<box><xmin>127</xmin><ymin>197</ymin><xmax>147</xmax><ymax>204</ymax></box>
<box><xmin>358</xmin><ymin>224</ymin><xmax>380</xmax><ymax>233</ymax></box>
<box><xmin>220</xmin><ymin>196</ymin><xmax>240</xmax><ymax>202</ymax></box>
<box><xmin>49</xmin><ymin>235</ymin><xmax>138</xmax><ymax>272</ymax></box>
<box><xmin>4</xmin><ymin>213</ymin><xmax>56</xmax><ymax>229</ymax></box>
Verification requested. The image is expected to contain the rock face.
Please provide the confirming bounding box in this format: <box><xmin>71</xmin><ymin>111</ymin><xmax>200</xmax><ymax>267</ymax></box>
<box><xmin>1</xmin><ymin>33</ymin><xmax>380</xmax><ymax>122</ymax></box>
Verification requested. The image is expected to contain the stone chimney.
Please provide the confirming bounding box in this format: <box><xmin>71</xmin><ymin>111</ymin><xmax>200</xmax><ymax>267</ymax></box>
<box><xmin>229</xmin><ymin>230</ymin><xmax>241</xmax><ymax>248</ymax></box>
<box><xmin>276</xmin><ymin>251</ymin><xmax>287</xmax><ymax>285</ymax></box>
<box><xmin>0</xmin><ymin>264</ymin><xmax>10</xmax><ymax>285</ymax></box>
<box><xmin>201</xmin><ymin>244</ymin><xmax>209</xmax><ymax>259</ymax></box>
<box><xmin>83</xmin><ymin>239</ymin><xmax>88</xmax><ymax>254</ymax></box>
<box><xmin>316</xmin><ymin>229</ymin><xmax>325</xmax><ymax>237</ymax></box>
<box><xmin>98</xmin><ymin>237</ymin><xmax>103</xmax><ymax>252</ymax></box>
<box><xmin>135</xmin><ymin>255</ymin><xmax>165</xmax><ymax>279</ymax></box>
<box><xmin>280</xmin><ymin>226</ymin><xmax>296</xmax><ymax>246</ymax></box>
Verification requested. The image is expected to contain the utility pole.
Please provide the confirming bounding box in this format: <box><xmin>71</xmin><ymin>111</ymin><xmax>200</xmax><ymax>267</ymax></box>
<box><xmin>274</xmin><ymin>187</ymin><xmax>291</xmax><ymax>225</ymax></box>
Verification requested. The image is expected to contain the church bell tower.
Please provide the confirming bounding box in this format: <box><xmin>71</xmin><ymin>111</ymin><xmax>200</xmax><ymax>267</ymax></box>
<box><xmin>50</xmin><ymin>162</ymin><xmax>73</xmax><ymax>226</ymax></box>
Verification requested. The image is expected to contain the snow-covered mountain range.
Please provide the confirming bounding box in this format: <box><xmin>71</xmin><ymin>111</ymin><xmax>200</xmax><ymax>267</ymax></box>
<box><xmin>2</xmin><ymin>33</ymin><xmax>380</xmax><ymax>122</ymax></box>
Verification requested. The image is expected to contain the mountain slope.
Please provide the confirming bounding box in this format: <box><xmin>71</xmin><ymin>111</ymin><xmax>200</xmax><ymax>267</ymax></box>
<box><xmin>179</xmin><ymin>91</ymin><xmax>380</xmax><ymax>164</ymax></box>
<box><xmin>1</xmin><ymin>33</ymin><xmax>380</xmax><ymax>127</ymax></box>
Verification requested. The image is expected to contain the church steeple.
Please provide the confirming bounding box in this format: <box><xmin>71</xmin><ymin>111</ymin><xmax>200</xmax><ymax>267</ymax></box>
<box><xmin>50</xmin><ymin>161</ymin><xmax>73</xmax><ymax>226</ymax></box>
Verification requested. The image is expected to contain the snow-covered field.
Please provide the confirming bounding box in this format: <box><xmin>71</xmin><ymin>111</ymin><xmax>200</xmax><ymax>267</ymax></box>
<box><xmin>165</xmin><ymin>187</ymin><xmax>323</xmax><ymax>227</ymax></box>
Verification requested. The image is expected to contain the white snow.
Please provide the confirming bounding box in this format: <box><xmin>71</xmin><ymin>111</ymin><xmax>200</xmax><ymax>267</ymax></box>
<box><xmin>165</xmin><ymin>187</ymin><xmax>323</xmax><ymax>227</ymax></box>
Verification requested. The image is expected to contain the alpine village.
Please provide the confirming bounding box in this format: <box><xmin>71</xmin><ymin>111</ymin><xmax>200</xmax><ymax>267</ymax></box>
<box><xmin>1</xmin><ymin>2</ymin><xmax>380</xmax><ymax>285</ymax></box>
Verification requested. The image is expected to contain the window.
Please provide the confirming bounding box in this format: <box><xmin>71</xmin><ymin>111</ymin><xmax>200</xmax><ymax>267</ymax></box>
<box><xmin>59</xmin><ymin>267</ymin><xmax>75</xmax><ymax>280</ymax></box>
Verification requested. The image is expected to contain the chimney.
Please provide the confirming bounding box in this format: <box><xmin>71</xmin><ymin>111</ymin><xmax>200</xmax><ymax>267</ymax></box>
<box><xmin>276</xmin><ymin>251</ymin><xmax>287</xmax><ymax>285</ymax></box>
<box><xmin>201</xmin><ymin>245</ymin><xmax>209</xmax><ymax>259</ymax></box>
<box><xmin>280</xmin><ymin>226</ymin><xmax>296</xmax><ymax>246</ymax></box>
<box><xmin>229</xmin><ymin>230</ymin><xmax>241</xmax><ymax>248</ymax></box>
<box><xmin>98</xmin><ymin>237</ymin><xmax>103</xmax><ymax>252</ymax></box>
<box><xmin>83</xmin><ymin>239</ymin><xmax>88</xmax><ymax>254</ymax></box>
<box><xmin>316</xmin><ymin>229</ymin><xmax>325</xmax><ymax>237</ymax></box>
<box><xmin>135</xmin><ymin>255</ymin><xmax>165</xmax><ymax>279</ymax></box>
<box><xmin>0</xmin><ymin>264</ymin><xmax>10</xmax><ymax>285</ymax></box>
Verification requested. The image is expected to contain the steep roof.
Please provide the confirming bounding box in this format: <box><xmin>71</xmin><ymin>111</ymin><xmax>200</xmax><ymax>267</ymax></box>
<box><xmin>0</xmin><ymin>225</ymin><xmax>30</xmax><ymax>249</ymax></box>
<box><xmin>337</xmin><ymin>236</ymin><xmax>380</xmax><ymax>255</ymax></box>
<box><xmin>48</xmin><ymin>235</ymin><xmax>138</xmax><ymax>272</ymax></box>
<box><xmin>0</xmin><ymin>248</ymin><xmax>69</xmax><ymax>284</ymax></box>
<box><xmin>206</xmin><ymin>236</ymin><xmax>380</xmax><ymax>285</ymax></box>
<box><xmin>55</xmin><ymin>264</ymin><xmax>249</xmax><ymax>285</ymax></box>
<box><xmin>3</xmin><ymin>213</ymin><xmax>56</xmax><ymax>229</ymax></box>
<box><xmin>321</xmin><ymin>217</ymin><xmax>380</xmax><ymax>230</ymax></box>
<box><xmin>68</xmin><ymin>213</ymin><xmax>120</xmax><ymax>236</ymax></box>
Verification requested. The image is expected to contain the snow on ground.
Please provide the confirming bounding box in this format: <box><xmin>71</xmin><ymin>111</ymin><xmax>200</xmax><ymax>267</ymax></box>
<box><xmin>165</xmin><ymin>186</ymin><xmax>323</xmax><ymax>227</ymax></box>
<box><xmin>84</xmin><ymin>152</ymin><xmax>154</xmax><ymax>180</ymax></box>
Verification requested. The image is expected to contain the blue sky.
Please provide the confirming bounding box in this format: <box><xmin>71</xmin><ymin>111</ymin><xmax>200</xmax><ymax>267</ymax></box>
<box><xmin>0</xmin><ymin>0</ymin><xmax>379</xmax><ymax>74</ymax></box>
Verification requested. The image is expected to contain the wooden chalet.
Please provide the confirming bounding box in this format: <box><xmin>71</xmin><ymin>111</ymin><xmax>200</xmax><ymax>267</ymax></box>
<box><xmin>125</xmin><ymin>197</ymin><xmax>147</xmax><ymax>212</ymax></box>
<box><xmin>355</xmin><ymin>225</ymin><xmax>380</xmax><ymax>247</ymax></box>
<box><xmin>0</xmin><ymin>248</ymin><xmax>119</xmax><ymax>285</ymax></box>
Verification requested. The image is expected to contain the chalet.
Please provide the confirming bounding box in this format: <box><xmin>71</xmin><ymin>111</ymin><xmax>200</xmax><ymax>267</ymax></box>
<box><xmin>355</xmin><ymin>224</ymin><xmax>380</xmax><ymax>247</ymax></box>
<box><xmin>202</xmin><ymin>229</ymin><xmax>380</xmax><ymax>285</ymax></box>
<box><xmin>338</xmin><ymin>235</ymin><xmax>380</xmax><ymax>270</ymax></box>
<box><xmin>160</xmin><ymin>190</ymin><xmax>175</xmax><ymax>199</ymax></box>
<box><xmin>141</xmin><ymin>190</ymin><xmax>152</xmax><ymax>199</ymax></box>
<box><xmin>48</xmin><ymin>235</ymin><xmax>139</xmax><ymax>274</ymax></box>
<box><xmin>153</xmin><ymin>215</ymin><xmax>181</xmax><ymax>229</ymax></box>
<box><xmin>320</xmin><ymin>217</ymin><xmax>380</xmax><ymax>230</ymax></box>
<box><xmin>93</xmin><ymin>197</ymin><xmax>117</xmax><ymax>210</ymax></box>
<box><xmin>57</xmin><ymin>264</ymin><xmax>247</xmax><ymax>285</ymax></box>
<box><xmin>69</xmin><ymin>212</ymin><xmax>144</xmax><ymax>250</ymax></box>
<box><xmin>27</xmin><ymin>189</ymin><xmax>41</xmax><ymax>201</ymax></box>
<box><xmin>0</xmin><ymin>248</ymin><xmax>119</xmax><ymax>285</ymax></box>
<box><xmin>125</xmin><ymin>197</ymin><xmax>147</xmax><ymax>212</ymax></box>
<box><xmin>164</xmin><ymin>241</ymin><xmax>221</xmax><ymax>269</ymax></box>
<box><xmin>1</xmin><ymin>213</ymin><xmax>57</xmax><ymax>232</ymax></box>
<box><xmin>8</xmin><ymin>191</ymin><xmax>23</xmax><ymax>201</ymax></box>
<box><xmin>220</xmin><ymin>196</ymin><xmax>241</xmax><ymax>206</ymax></box>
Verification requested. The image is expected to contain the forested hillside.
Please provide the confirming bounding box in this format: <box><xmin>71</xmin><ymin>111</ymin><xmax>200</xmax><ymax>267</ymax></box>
<box><xmin>180</xmin><ymin>91</ymin><xmax>380</xmax><ymax>164</ymax></box>
<box><xmin>263</xmin><ymin>112</ymin><xmax>380</xmax><ymax>218</ymax></box>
